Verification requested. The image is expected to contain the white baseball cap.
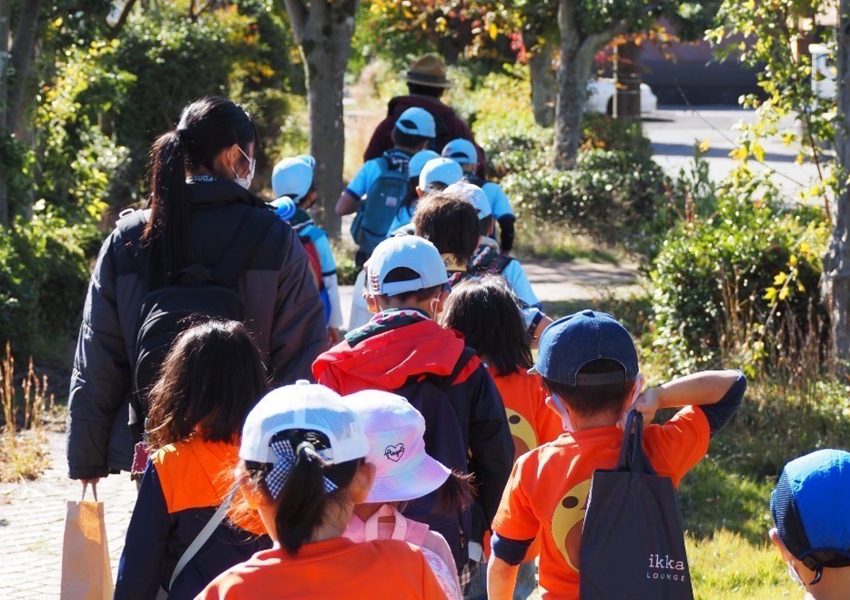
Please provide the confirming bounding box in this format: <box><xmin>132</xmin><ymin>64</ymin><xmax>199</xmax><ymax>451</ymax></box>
<box><xmin>346</xmin><ymin>390</ymin><xmax>452</xmax><ymax>503</ymax></box>
<box><xmin>240</xmin><ymin>381</ymin><xmax>369</xmax><ymax>465</ymax></box>
<box><xmin>271</xmin><ymin>155</ymin><xmax>315</xmax><ymax>203</ymax></box>
<box><xmin>409</xmin><ymin>149</ymin><xmax>440</xmax><ymax>180</ymax></box>
<box><xmin>445</xmin><ymin>181</ymin><xmax>491</xmax><ymax>219</ymax></box>
<box><xmin>441</xmin><ymin>138</ymin><xmax>477</xmax><ymax>165</ymax></box>
<box><xmin>419</xmin><ymin>157</ymin><xmax>463</xmax><ymax>190</ymax></box>
<box><xmin>367</xmin><ymin>235</ymin><xmax>448</xmax><ymax>297</ymax></box>
<box><xmin>395</xmin><ymin>107</ymin><xmax>436</xmax><ymax>139</ymax></box>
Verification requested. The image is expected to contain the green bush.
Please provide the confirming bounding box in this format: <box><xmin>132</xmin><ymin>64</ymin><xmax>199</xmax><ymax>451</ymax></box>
<box><xmin>0</xmin><ymin>209</ymin><xmax>97</xmax><ymax>363</ymax></box>
<box><xmin>501</xmin><ymin>149</ymin><xmax>669</xmax><ymax>255</ymax></box>
<box><xmin>649</xmin><ymin>194</ymin><xmax>828</xmax><ymax>376</ymax></box>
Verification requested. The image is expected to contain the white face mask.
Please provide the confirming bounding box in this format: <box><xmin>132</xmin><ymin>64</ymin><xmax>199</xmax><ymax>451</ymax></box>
<box><xmin>233</xmin><ymin>145</ymin><xmax>255</xmax><ymax>190</ymax></box>
<box><xmin>545</xmin><ymin>393</ymin><xmax>575</xmax><ymax>433</ymax></box>
<box><xmin>786</xmin><ymin>562</ymin><xmax>805</xmax><ymax>587</ymax></box>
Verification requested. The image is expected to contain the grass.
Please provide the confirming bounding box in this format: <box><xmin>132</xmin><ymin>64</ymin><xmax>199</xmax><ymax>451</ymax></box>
<box><xmin>687</xmin><ymin>531</ymin><xmax>797</xmax><ymax>599</ymax></box>
<box><xmin>513</xmin><ymin>219</ymin><xmax>622</xmax><ymax>266</ymax></box>
<box><xmin>0</xmin><ymin>344</ymin><xmax>53</xmax><ymax>482</ymax></box>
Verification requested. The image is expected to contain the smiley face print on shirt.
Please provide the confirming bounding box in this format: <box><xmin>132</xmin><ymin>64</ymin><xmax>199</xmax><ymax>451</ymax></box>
<box><xmin>550</xmin><ymin>478</ymin><xmax>591</xmax><ymax>572</ymax></box>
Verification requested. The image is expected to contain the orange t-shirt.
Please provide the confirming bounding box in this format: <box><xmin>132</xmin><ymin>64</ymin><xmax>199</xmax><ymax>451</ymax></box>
<box><xmin>491</xmin><ymin>406</ymin><xmax>711</xmax><ymax>600</ymax></box>
<box><xmin>198</xmin><ymin>537</ymin><xmax>445</xmax><ymax>599</ymax></box>
<box><xmin>489</xmin><ymin>367</ymin><xmax>564</xmax><ymax>460</ymax></box>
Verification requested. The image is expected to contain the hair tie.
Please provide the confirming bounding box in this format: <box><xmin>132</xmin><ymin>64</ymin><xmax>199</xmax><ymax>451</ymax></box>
<box><xmin>265</xmin><ymin>438</ymin><xmax>338</xmax><ymax>499</ymax></box>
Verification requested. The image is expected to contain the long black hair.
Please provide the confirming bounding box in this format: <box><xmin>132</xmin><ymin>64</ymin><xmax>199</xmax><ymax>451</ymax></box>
<box><xmin>441</xmin><ymin>276</ymin><xmax>534</xmax><ymax>376</ymax></box>
<box><xmin>146</xmin><ymin>319</ymin><xmax>268</xmax><ymax>450</ymax></box>
<box><xmin>141</xmin><ymin>96</ymin><xmax>257</xmax><ymax>286</ymax></box>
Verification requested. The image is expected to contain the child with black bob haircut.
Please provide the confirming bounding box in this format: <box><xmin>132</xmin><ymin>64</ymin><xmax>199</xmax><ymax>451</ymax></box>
<box><xmin>412</xmin><ymin>190</ymin><xmax>480</xmax><ymax>274</ymax></box>
<box><xmin>200</xmin><ymin>383</ymin><xmax>444</xmax><ymax>599</ymax></box>
<box><xmin>115</xmin><ymin>320</ymin><xmax>271</xmax><ymax>600</ymax></box>
<box><xmin>487</xmin><ymin>310</ymin><xmax>747</xmax><ymax>599</ymax></box>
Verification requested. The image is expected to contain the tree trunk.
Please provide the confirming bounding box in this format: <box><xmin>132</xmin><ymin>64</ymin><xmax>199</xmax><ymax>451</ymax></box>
<box><xmin>0</xmin><ymin>0</ymin><xmax>10</xmax><ymax>226</ymax></box>
<box><xmin>825</xmin><ymin>0</ymin><xmax>850</xmax><ymax>375</ymax></box>
<box><xmin>614</xmin><ymin>40</ymin><xmax>641</xmax><ymax>120</ymax></box>
<box><xmin>284</xmin><ymin>0</ymin><xmax>357</xmax><ymax>237</ymax></box>
<box><xmin>527</xmin><ymin>37</ymin><xmax>556</xmax><ymax>128</ymax></box>
<box><xmin>8</xmin><ymin>0</ymin><xmax>41</xmax><ymax>136</ymax></box>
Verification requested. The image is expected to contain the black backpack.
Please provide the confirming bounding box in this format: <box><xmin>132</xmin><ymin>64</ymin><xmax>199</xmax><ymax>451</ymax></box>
<box><xmin>394</xmin><ymin>348</ymin><xmax>476</xmax><ymax>573</ymax></box>
<box><xmin>128</xmin><ymin>209</ymin><xmax>275</xmax><ymax>440</ymax></box>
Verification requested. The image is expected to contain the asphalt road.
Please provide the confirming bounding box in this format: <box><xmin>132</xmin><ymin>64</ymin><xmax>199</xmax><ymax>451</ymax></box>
<box><xmin>644</xmin><ymin>107</ymin><xmax>824</xmax><ymax>200</ymax></box>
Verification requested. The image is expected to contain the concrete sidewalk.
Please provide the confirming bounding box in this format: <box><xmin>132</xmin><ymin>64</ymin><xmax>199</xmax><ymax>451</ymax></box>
<box><xmin>0</xmin><ymin>431</ymin><xmax>137</xmax><ymax>598</ymax></box>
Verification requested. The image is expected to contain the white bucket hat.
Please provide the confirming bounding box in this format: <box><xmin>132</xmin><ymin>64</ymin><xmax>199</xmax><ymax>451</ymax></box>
<box><xmin>346</xmin><ymin>390</ymin><xmax>452</xmax><ymax>503</ymax></box>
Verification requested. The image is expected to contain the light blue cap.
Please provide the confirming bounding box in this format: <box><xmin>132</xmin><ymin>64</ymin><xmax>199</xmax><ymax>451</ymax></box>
<box><xmin>441</xmin><ymin>138</ymin><xmax>477</xmax><ymax>165</ymax></box>
<box><xmin>419</xmin><ymin>157</ymin><xmax>463</xmax><ymax>190</ymax></box>
<box><xmin>395</xmin><ymin>107</ymin><xmax>436</xmax><ymax>139</ymax></box>
<box><xmin>271</xmin><ymin>155</ymin><xmax>315</xmax><ymax>203</ymax></box>
<box><xmin>409</xmin><ymin>149</ymin><xmax>440</xmax><ymax>179</ymax></box>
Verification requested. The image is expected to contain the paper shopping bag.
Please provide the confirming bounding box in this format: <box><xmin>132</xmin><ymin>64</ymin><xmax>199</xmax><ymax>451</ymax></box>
<box><xmin>60</xmin><ymin>484</ymin><xmax>113</xmax><ymax>600</ymax></box>
<box><xmin>579</xmin><ymin>412</ymin><xmax>694</xmax><ymax>600</ymax></box>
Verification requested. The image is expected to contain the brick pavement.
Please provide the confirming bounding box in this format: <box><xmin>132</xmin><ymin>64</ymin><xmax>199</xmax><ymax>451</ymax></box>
<box><xmin>0</xmin><ymin>431</ymin><xmax>136</xmax><ymax>599</ymax></box>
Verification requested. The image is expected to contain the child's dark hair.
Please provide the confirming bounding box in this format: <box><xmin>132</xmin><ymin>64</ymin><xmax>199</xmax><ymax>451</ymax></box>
<box><xmin>413</xmin><ymin>192</ymin><xmax>479</xmax><ymax>265</ymax></box>
<box><xmin>440</xmin><ymin>276</ymin><xmax>532</xmax><ymax>376</ymax></box>
<box><xmin>244</xmin><ymin>429</ymin><xmax>362</xmax><ymax>555</ymax></box>
<box><xmin>391</xmin><ymin>127</ymin><xmax>430</xmax><ymax>150</ymax></box>
<box><xmin>377</xmin><ymin>266</ymin><xmax>443</xmax><ymax>304</ymax></box>
<box><xmin>142</xmin><ymin>96</ymin><xmax>258</xmax><ymax>286</ymax></box>
<box><xmin>435</xmin><ymin>471</ymin><xmax>476</xmax><ymax>514</ymax></box>
<box><xmin>146</xmin><ymin>320</ymin><xmax>268</xmax><ymax>449</ymax></box>
<box><xmin>542</xmin><ymin>359</ymin><xmax>635</xmax><ymax>418</ymax></box>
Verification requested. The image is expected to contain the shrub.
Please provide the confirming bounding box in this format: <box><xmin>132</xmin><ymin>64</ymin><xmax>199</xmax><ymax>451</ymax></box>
<box><xmin>502</xmin><ymin>149</ymin><xmax>669</xmax><ymax>255</ymax></box>
<box><xmin>0</xmin><ymin>209</ymin><xmax>95</xmax><ymax>363</ymax></box>
<box><xmin>649</xmin><ymin>194</ymin><xmax>829</xmax><ymax>376</ymax></box>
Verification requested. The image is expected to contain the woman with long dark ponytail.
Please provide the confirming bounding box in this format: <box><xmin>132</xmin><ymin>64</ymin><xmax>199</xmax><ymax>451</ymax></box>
<box><xmin>67</xmin><ymin>97</ymin><xmax>327</xmax><ymax>489</ymax></box>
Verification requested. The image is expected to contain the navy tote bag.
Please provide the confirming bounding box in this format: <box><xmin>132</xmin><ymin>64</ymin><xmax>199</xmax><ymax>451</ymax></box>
<box><xmin>579</xmin><ymin>411</ymin><xmax>694</xmax><ymax>600</ymax></box>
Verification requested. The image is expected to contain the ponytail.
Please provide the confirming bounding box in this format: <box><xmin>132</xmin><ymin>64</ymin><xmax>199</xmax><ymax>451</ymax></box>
<box><xmin>140</xmin><ymin>96</ymin><xmax>257</xmax><ymax>288</ymax></box>
<box><xmin>247</xmin><ymin>429</ymin><xmax>361</xmax><ymax>555</ymax></box>
<box><xmin>143</xmin><ymin>130</ymin><xmax>188</xmax><ymax>286</ymax></box>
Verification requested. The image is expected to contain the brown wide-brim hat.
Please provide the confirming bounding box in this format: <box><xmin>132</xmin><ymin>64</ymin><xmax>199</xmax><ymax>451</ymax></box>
<box><xmin>406</xmin><ymin>54</ymin><xmax>452</xmax><ymax>89</ymax></box>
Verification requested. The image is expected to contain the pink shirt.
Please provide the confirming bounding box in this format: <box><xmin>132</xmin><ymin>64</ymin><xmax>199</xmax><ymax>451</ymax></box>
<box><xmin>345</xmin><ymin>504</ymin><xmax>461</xmax><ymax>600</ymax></box>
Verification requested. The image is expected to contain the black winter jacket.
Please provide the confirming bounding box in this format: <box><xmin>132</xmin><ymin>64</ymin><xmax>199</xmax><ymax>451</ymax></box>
<box><xmin>66</xmin><ymin>180</ymin><xmax>327</xmax><ymax>479</ymax></box>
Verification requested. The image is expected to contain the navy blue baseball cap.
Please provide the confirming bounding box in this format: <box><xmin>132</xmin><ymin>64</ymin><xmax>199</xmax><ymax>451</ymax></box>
<box><xmin>530</xmin><ymin>310</ymin><xmax>639</xmax><ymax>386</ymax></box>
<box><xmin>771</xmin><ymin>449</ymin><xmax>850</xmax><ymax>579</ymax></box>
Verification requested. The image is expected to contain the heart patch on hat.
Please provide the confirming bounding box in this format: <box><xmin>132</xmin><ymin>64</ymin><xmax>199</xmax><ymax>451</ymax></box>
<box><xmin>384</xmin><ymin>443</ymin><xmax>405</xmax><ymax>462</ymax></box>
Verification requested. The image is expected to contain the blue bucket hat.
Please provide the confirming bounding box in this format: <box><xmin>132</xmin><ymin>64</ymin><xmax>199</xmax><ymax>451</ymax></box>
<box><xmin>772</xmin><ymin>449</ymin><xmax>850</xmax><ymax>581</ymax></box>
<box><xmin>441</xmin><ymin>138</ymin><xmax>477</xmax><ymax>165</ymax></box>
<box><xmin>530</xmin><ymin>310</ymin><xmax>639</xmax><ymax>386</ymax></box>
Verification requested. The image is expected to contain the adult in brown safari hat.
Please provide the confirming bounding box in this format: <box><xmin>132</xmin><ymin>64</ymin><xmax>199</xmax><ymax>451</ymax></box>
<box><xmin>364</xmin><ymin>54</ymin><xmax>486</xmax><ymax>176</ymax></box>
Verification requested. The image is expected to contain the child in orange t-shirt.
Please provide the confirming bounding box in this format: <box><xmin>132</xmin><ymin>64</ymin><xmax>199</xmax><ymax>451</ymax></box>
<box><xmin>441</xmin><ymin>276</ymin><xmax>563</xmax><ymax>460</ymax></box>
<box><xmin>486</xmin><ymin>310</ymin><xmax>747</xmax><ymax>600</ymax></box>
<box><xmin>198</xmin><ymin>382</ymin><xmax>444</xmax><ymax>600</ymax></box>
<box><xmin>441</xmin><ymin>276</ymin><xmax>562</xmax><ymax>598</ymax></box>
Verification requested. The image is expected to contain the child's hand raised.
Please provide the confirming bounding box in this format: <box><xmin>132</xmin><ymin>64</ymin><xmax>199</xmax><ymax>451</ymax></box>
<box><xmin>627</xmin><ymin>387</ymin><xmax>661</xmax><ymax>426</ymax></box>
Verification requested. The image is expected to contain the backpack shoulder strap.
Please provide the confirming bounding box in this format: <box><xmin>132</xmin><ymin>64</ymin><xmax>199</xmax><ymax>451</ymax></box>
<box><xmin>210</xmin><ymin>208</ymin><xmax>276</xmax><ymax>288</ymax></box>
<box><xmin>163</xmin><ymin>487</ymin><xmax>236</xmax><ymax>596</ymax></box>
<box><xmin>448</xmin><ymin>347</ymin><xmax>477</xmax><ymax>385</ymax></box>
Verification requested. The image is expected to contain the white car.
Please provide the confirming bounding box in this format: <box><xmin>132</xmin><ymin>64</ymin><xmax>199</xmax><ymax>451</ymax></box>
<box><xmin>587</xmin><ymin>78</ymin><xmax>658</xmax><ymax>115</ymax></box>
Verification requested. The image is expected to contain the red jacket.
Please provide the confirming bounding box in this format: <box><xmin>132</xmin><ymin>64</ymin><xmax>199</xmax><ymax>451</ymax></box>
<box><xmin>312</xmin><ymin>318</ymin><xmax>512</xmax><ymax>569</ymax></box>
<box><xmin>364</xmin><ymin>95</ymin><xmax>487</xmax><ymax>177</ymax></box>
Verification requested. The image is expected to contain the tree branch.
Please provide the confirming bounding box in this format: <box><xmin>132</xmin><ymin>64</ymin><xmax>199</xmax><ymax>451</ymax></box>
<box><xmin>283</xmin><ymin>0</ymin><xmax>308</xmax><ymax>42</ymax></box>
<box><xmin>193</xmin><ymin>0</ymin><xmax>215</xmax><ymax>20</ymax></box>
<box><xmin>108</xmin><ymin>0</ymin><xmax>137</xmax><ymax>39</ymax></box>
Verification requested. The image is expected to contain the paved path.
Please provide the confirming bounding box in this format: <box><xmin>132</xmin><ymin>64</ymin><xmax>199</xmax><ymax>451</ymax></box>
<box><xmin>0</xmin><ymin>256</ymin><xmax>638</xmax><ymax>598</ymax></box>
<box><xmin>0</xmin><ymin>431</ymin><xmax>137</xmax><ymax>598</ymax></box>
